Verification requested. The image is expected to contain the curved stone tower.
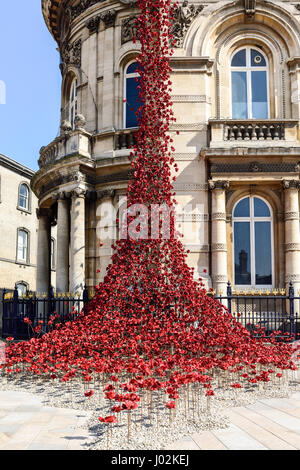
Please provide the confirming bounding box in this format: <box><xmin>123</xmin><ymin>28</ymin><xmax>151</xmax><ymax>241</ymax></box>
<box><xmin>35</xmin><ymin>1</ymin><xmax>300</xmax><ymax>303</ymax></box>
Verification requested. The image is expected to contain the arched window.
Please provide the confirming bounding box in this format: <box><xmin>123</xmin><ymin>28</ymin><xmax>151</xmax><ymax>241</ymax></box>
<box><xmin>69</xmin><ymin>78</ymin><xmax>78</xmax><ymax>129</ymax></box>
<box><xmin>231</xmin><ymin>47</ymin><xmax>269</xmax><ymax>119</ymax></box>
<box><xmin>233</xmin><ymin>196</ymin><xmax>273</xmax><ymax>287</ymax></box>
<box><xmin>18</xmin><ymin>183</ymin><xmax>30</xmax><ymax>211</ymax></box>
<box><xmin>124</xmin><ymin>61</ymin><xmax>142</xmax><ymax>128</ymax></box>
<box><xmin>17</xmin><ymin>229</ymin><xmax>29</xmax><ymax>264</ymax></box>
<box><xmin>16</xmin><ymin>282</ymin><xmax>28</xmax><ymax>297</ymax></box>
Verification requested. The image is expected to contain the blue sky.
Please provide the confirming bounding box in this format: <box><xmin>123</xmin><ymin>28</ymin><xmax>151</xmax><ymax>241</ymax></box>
<box><xmin>0</xmin><ymin>0</ymin><xmax>61</xmax><ymax>170</ymax></box>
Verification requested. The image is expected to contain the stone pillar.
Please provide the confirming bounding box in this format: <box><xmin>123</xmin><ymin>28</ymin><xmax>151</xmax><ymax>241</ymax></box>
<box><xmin>36</xmin><ymin>208</ymin><xmax>51</xmax><ymax>294</ymax></box>
<box><xmin>55</xmin><ymin>193</ymin><xmax>70</xmax><ymax>293</ymax></box>
<box><xmin>70</xmin><ymin>189</ymin><xmax>86</xmax><ymax>293</ymax></box>
<box><xmin>96</xmin><ymin>190</ymin><xmax>116</xmax><ymax>283</ymax></box>
<box><xmin>283</xmin><ymin>180</ymin><xmax>300</xmax><ymax>309</ymax></box>
<box><xmin>209</xmin><ymin>181</ymin><xmax>229</xmax><ymax>297</ymax></box>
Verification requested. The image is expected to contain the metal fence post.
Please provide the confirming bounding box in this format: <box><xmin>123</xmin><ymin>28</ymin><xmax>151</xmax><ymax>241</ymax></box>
<box><xmin>289</xmin><ymin>281</ymin><xmax>295</xmax><ymax>338</ymax></box>
<box><xmin>49</xmin><ymin>286</ymin><xmax>55</xmax><ymax>320</ymax></box>
<box><xmin>227</xmin><ymin>281</ymin><xmax>232</xmax><ymax>314</ymax></box>
<box><xmin>2</xmin><ymin>288</ymin><xmax>6</xmax><ymax>337</ymax></box>
<box><xmin>13</xmin><ymin>285</ymin><xmax>19</xmax><ymax>339</ymax></box>
<box><xmin>83</xmin><ymin>285</ymin><xmax>89</xmax><ymax>314</ymax></box>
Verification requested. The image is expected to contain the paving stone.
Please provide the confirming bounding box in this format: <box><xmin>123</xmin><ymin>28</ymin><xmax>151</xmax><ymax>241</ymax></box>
<box><xmin>226</xmin><ymin>409</ymin><xmax>296</xmax><ymax>450</ymax></box>
<box><xmin>191</xmin><ymin>431</ymin><xmax>227</xmax><ymax>450</ymax></box>
<box><xmin>211</xmin><ymin>423</ymin><xmax>267</xmax><ymax>450</ymax></box>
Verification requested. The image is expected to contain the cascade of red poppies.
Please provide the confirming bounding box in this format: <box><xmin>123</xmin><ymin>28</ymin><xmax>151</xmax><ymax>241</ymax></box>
<box><xmin>2</xmin><ymin>0</ymin><xmax>299</xmax><ymax>440</ymax></box>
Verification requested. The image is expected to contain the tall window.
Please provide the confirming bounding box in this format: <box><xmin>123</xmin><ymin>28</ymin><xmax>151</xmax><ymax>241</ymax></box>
<box><xmin>51</xmin><ymin>238</ymin><xmax>56</xmax><ymax>270</ymax></box>
<box><xmin>16</xmin><ymin>282</ymin><xmax>28</xmax><ymax>297</ymax></box>
<box><xmin>124</xmin><ymin>62</ymin><xmax>142</xmax><ymax>128</ymax></box>
<box><xmin>69</xmin><ymin>78</ymin><xmax>78</xmax><ymax>129</ymax></box>
<box><xmin>233</xmin><ymin>196</ymin><xmax>273</xmax><ymax>287</ymax></box>
<box><xmin>17</xmin><ymin>229</ymin><xmax>29</xmax><ymax>264</ymax></box>
<box><xmin>231</xmin><ymin>47</ymin><xmax>269</xmax><ymax>119</ymax></box>
<box><xmin>19</xmin><ymin>184</ymin><xmax>29</xmax><ymax>211</ymax></box>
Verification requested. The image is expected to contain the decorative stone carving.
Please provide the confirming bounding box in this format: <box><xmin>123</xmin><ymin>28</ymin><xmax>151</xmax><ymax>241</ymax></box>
<box><xmin>69</xmin><ymin>0</ymin><xmax>102</xmax><ymax>21</ymax></box>
<box><xmin>208</xmin><ymin>181</ymin><xmax>230</xmax><ymax>191</ymax></box>
<box><xmin>212</xmin><ymin>244</ymin><xmax>227</xmax><ymax>252</ymax></box>
<box><xmin>97</xmin><ymin>189</ymin><xmax>116</xmax><ymax>200</ymax></box>
<box><xmin>73</xmin><ymin>171</ymin><xmax>85</xmax><ymax>183</ymax></box>
<box><xmin>211</xmin><ymin>163</ymin><xmax>300</xmax><ymax>174</ymax></box>
<box><xmin>211</xmin><ymin>213</ymin><xmax>227</xmax><ymax>221</ymax></box>
<box><xmin>282</xmin><ymin>180</ymin><xmax>300</xmax><ymax>190</ymax></box>
<box><xmin>171</xmin><ymin>1</ymin><xmax>204</xmax><ymax>48</ymax></box>
<box><xmin>74</xmin><ymin>114</ymin><xmax>86</xmax><ymax>131</ymax></box>
<box><xmin>71</xmin><ymin>188</ymin><xmax>87</xmax><ymax>199</ymax></box>
<box><xmin>101</xmin><ymin>10</ymin><xmax>117</xmax><ymax>29</ymax></box>
<box><xmin>60</xmin><ymin>39</ymin><xmax>82</xmax><ymax>73</ymax></box>
<box><xmin>244</xmin><ymin>0</ymin><xmax>256</xmax><ymax>17</ymax></box>
<box><xmin>69</xmin><ymin>0</ymin><xmax>137</xmax><ymax>21</ymax></box>
<box><xmin>121</xmin><ymin>16</ymin><xmax>138</xmax><ymax>44</ymax></box>
<box><xmin>60</xmin><ymin>120</ymin><xmax>72</xmax><ymax>135</ymax></box>
<box><xmin>86</xmin><ymin>15</ymin><xmax>101</xmax><ymax>34</ymax></box>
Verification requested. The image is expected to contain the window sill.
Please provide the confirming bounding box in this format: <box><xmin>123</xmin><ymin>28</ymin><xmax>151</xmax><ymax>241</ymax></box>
<box><xmin>16</xmin><ymin>206</ymin><xmax>32</xmax><ymax>215</ymax></box>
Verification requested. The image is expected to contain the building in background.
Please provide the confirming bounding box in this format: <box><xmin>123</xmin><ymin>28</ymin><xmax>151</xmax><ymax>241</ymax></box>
<box><xmin>36</xmin><ymin>0</ymin><xmax>300</xmax><ymax>298</ymax></box>
<box><xmin>0</xmin><ymin>154</ymin><xmax>56</xmax><ymax>295</ymax></box>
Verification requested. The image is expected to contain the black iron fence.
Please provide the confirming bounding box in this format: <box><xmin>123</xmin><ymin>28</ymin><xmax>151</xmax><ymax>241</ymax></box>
<box><xmin>2</xmin><ymin>282</ymin><xmax>300</xmax><ymax>342</ymax></box>
<box><xmin>2</xmin><ymin>286</ymin><xmax>89</xmax><ymax>340</ymax></box>
<box><xmin>211</xmin><ymin>282</ymin><xmax>300</xmax><ymax>341</ymax></box>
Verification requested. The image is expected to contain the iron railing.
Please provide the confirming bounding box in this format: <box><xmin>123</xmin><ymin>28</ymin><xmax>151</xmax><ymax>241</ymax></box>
<box><xmin>2</xmin><ymin>282</ymin><xmax>300</xmax><ymax>341</ymax></box>
<box><xmin>211</xmin><ymin>282</ymin><xmax>300</xmax><ymax>341</ymax></box>
<box><xmin>2</xmin><ymin>286</ymin><xmax>89</xmax><ymax>340</ymax></box>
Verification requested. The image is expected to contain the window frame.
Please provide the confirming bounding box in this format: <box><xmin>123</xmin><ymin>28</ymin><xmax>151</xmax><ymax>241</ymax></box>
<box><xmin>69</xmin><ymin>78</ymin><xmax>78</xmax><ymax>130</ymax></box>
<box><xmin>51</xmin><ymin>237</ymin><xmax>56</xmax><ymax>271</ymax></box>
<box><xmin>232</xmin><ymin>196</ymin><xmax>274</xmax><ymax>289</ymax></box>
<box><xmin>18</xmin><ymin>182</ymin><xmax>31</xmax><ymax>213</ymax></box>
<box><xmin>16</xmin><ymin>228</ymin><xmax>30</xmax><ymax>265</ymax></box>
<box><xmin>16</xmin><ymin>281</ymin><xmax>29</xmax><ymax>297</ymax></box>
<box><xmin>123</xmin><ymin>60</ymin><xmax>141</xmax><ymax>129</ymax></box>
<box><xmin>230</xmin><ymin>46</ymin><xmax>270</xmax><ymax>120</ymax></box>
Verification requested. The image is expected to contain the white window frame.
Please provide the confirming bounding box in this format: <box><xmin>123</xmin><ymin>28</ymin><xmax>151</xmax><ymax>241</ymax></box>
<box><xmin>230</xmin><ymin>46</ymin><xmax>270</xmax><ymax>119</ymax></box>
<box><xmin>69</xmin><ymin>78</ymin><xmax>78</xmax><ymax>129</ymax></box>
<box><xmin>17</xmin><ymin>229</ymin><xmax>29</xmax><ymax>264</ymax></box>
<box><xmin>123</xmin><ymin>61</ymin><xmax>140</xmax><ymax>129</ymax></box>
<box><xmin>232</xmin><ymin>196</ymin><xmax>274</xmax><ymax>289</ymax></box>
<box><xmin>18</xmin><ymin>183</ymin><xmax>30</xmax><ymax>211</ymax></box>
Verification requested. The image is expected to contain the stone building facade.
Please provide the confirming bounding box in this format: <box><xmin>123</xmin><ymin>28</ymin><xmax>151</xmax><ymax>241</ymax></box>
<box><xmin>0</xmin><ymin>154</ymin><xmax>42</xmax><ymax>293</ymax></box>
<box><xmin>37</xmin><ymin>0</ymin><xmax>300</xmax><ymax>297</ymax></box>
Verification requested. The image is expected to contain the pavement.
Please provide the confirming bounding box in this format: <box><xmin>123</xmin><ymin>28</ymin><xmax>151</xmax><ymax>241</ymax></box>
<box><xmin>0</xmin><ymin>391</ymin><xmax>93</xmax><ymax>450</ymax></box>
<box><xmin>0</xmin><ymin>390</ymin><xmax>300</xmax><ymax>450</ymax></box>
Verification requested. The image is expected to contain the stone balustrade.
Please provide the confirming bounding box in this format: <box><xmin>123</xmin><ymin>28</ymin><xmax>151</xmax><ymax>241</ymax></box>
<box><xmin>209</xmin><ymin>119</ymin><xmax>299</xmax><ymax>147</ymax></box>
<box><xmin>38</xmin><ymin>130</ymin><xmax>92</xmax><ymax>168</ymax></box>
<box><xmin>114</xmin><ymin>129</ymin><xmax>138</xmax><ymax>151</ymax></box>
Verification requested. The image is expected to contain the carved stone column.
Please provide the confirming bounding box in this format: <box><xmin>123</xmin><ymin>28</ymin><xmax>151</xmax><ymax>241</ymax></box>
<box><xmin>36</xmin><ymin>208</ymin><xmax>51</xmax><ymax>294</ymax></box>
<box><xmin>54</xmin><ymin>192</ymin><xmax>70</xmax><ymax>293</ymax></box>
<box><xmin>209</xmin><ymin>181</ymin><xmax>229</xmax><ymax>297</ymax></box>
<box><xmin>96</xmin><ymin>190</ymin><xmax>116</xmax><ymax>283</ymax></box>
<box><xmin>283</xmin><ymin>180</ymin><xmax>300</xmax><ymax>307</ymax></box>
<box><xmin>70</xmin><ymin>189</ymin><xmax>86</xmax><ymax>293</ymax></box>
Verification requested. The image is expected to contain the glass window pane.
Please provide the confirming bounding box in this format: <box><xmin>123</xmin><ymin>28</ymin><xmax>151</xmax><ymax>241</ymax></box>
<box><xmin>254</xmin><ymin>198</ymin><xmax>270</xmax><ymax>217</ymax></box>
<box><xmin>255</xmin><ymin>222</ymin><xmax>272</xmax><ymax>285</ymax></box>
<box><xmin>251</xmin><ymin>71</ymin><xmax>268</xmax><ymax>119</ymax></box>
<box><xmin>234</xmin><ymin>198</ymin><xmax>250</xmax><ymax>218</ymax></box>
<box><xmin>231</xmin><ymin>49</ymin><xmax>246</xmax><ymax>67</ymax></box>
<box><xmin>127</xmin><ymin>62</ymin><xmax>139</xmax><ymax>74</ymax></box>
<box><xmin>234</xmin><ymin>222</ymin><xmax>251</xmax><ymax>285</ymax></box>
<box><xmin>251</xmin><ymin>49</ymin><xmax>266</xmax><ymax>67</ymax></box>
<box><xmin>232</xmin><ymin>71</ymin><xmax>248</xmax><ymax>119</ymax></box>
<box><xmin>126</xmin><ymin>76</ymin><xmax>142</xmax><ymax>128</ymax></box>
